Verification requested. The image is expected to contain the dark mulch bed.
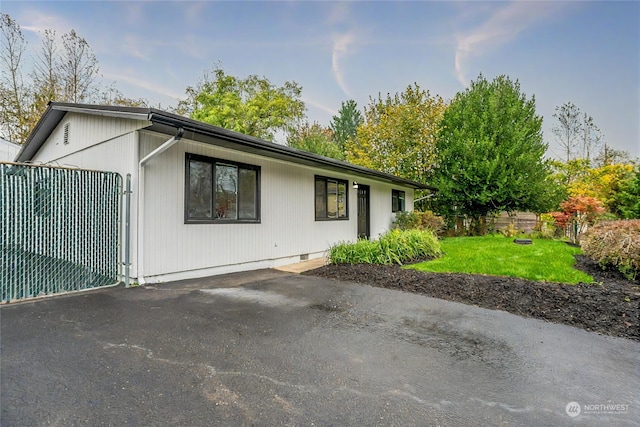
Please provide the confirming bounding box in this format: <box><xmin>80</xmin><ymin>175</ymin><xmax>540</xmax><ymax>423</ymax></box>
<box><xmin>304</xmin><ymin>255</ymin><xmax>639</xmax><ymax>341</ymax></box>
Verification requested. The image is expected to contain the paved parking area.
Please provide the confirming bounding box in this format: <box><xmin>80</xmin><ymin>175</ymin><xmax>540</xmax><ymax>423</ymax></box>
<box><xmin>1</xmin><ymin>269</ymin><xmax>638</xmax><ymax>426</ymax></box>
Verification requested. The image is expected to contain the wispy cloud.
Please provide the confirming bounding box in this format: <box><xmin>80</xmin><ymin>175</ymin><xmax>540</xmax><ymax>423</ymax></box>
<box><xmin>102</xmin><ymin>71</ymin><xmax>184</xmax><ymax>101</ymax></box>
<box><xmin>121</xmin><ymin>35</ymin><xmax>150</xmax><ymax>61</ymax></box>
<box><xmin>454</xmin><ymin>1</ymin><xmax>569</xmax><ymax>86</ymax></box>
<box><xmin>331</xmin><ymin>32</ymin><xmax>356</xmax><ymax>98</ymax></box>
<box><xmin>301</xmin><ymin>96</ymin><xmax>337</xmax><ymax>116</ymax></box>
<box><xmin>105</xmin><ymin>33</ymin><xmax>210</xmax><ymax>62</ymax></box>
<box><xmin>325</xmin><ymin>1</ymin><xmax>358</xmax><ymax>98</ymax></box>
<box><xmin>19</xmin><ymin>9</ymin><xmax>72</xmax><ymax>35</ymax></box>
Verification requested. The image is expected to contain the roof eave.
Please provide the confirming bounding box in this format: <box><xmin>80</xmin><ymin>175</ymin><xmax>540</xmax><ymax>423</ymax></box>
<box><xmin>147</xmin><ymin>110</ymin><xmax>436</xmax><ymax>191</ymax></box>
<box><xmin>16</xmin><ymin>102</ymin><xmax>436</xmax><ymax>191</ymax></box>
<box><xmin>15</xmin><ymin>103</ymin><xmax>58</xmax><ymax>162</ymax></box>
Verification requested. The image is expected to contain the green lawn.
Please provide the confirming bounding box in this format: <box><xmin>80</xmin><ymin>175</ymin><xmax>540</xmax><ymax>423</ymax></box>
<box><xmin>408</xmin><ymin>235</ymin><xmax>594</xmax><ymax>284</ymax></box>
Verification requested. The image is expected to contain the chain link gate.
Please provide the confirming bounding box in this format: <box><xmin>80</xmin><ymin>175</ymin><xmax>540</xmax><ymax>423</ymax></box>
<box><xmin>1</xmin><ymin>163</ymin><xmax>122</xmax><ymax>303</ymax></box>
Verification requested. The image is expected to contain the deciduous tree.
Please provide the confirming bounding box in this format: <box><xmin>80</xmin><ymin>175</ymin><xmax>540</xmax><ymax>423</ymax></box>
<box><xmin>553</xmin><ymin>195</ymin><xmax>605</xmax><ymax>243</ymax></box>
<box><xmin>0</xmin><ymin>13</ymin><xmax>31</xmax><ymax>143</ymax></box>
<box><xmin>59</xmin><ymin>29</ymin><xmax>100</xmax><ymax>103</ymax></box>
<box><xmin>1</xmin><ymin>14</ymin><xmax>135</xmax><ymax>144</ymax></box>
<box><xmin>431</xmin><ymin>74</ymin><xmax>559</xmax><ymax>234</ymax></box>
<box><xmin>99</xmin><ymin>83</ymin><xmax>148</xmax><ymax>107</ymax></box>
<box><xmin>593</xmin><ymin>143</ymin><xmax>631</xmax><ymax>167</ymax></box>
<box><xmin>287</xmin><ymin>122</ymin><xmax>344</xmax><ymax>160</ymax></box>
<box><xmin>346</xmin><ymin>83</ymin><xmax>446</xmax><ymax>185</ymax></box>
<box><xmin>552</xmin><ymin>102</ymin><xmax>582</xmax><ymax>162</ymax></box>
<box><xmin>32</xmin><ymin>29</ymin><xmax>60</xmax><ymax>107</ymax></box>
<box><xmin>568</xmin><ymin>163</ymin><xmax>634</xmax><ymax>211</ymax></box>
<box><xmin>580</xmin><ymin>113</ymin><xmax>603</xmax><ymax>161</ymax></box>
<box><xmin>177</xmin><ymin>66</ymin><xmax>306</xmax><ymax>141</ymax></box>
<box><xmin>550</xmin><ymin>158</ymin><xmax>588</xmax><ymax>183</ymax></box>
<box><xmin>550</xmin><ymin>157</ymin><xmax>636</xmax><ymax>218</ymax></box>
<box><xmin>551</xmin><ymin>102</ymin><xmax>604</xmax><ymax>163</ymax></box>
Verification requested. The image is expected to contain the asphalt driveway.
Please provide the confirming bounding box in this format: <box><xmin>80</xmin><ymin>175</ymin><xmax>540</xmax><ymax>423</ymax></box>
<box><xmin>1</xmin><ymin>269</ymin><xmax>638</xmax><ymax>426</ymax></box>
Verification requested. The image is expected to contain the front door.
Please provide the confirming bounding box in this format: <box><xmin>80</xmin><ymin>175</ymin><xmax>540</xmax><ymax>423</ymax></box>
<box><xmin>357</xmin><ymin>185</ymin><xmax>370</xmax><ymax>239</ymax></box>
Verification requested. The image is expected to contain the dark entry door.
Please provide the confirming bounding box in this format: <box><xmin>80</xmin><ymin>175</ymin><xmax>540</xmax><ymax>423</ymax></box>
<box><xmin>357</xmin><ymin>185</ymin><xmax>370</xmax><ymax>239</ymax></box>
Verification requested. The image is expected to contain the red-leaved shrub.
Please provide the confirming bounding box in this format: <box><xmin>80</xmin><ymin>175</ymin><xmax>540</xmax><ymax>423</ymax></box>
<box><xmin>580</xmin><ymin>220</ymin><xmax>640</xmax><ymax>281</ymax></box>
<box><xmin>553</xmin><ymin>196</ymin><xmax>606</xmax><ymax>243</ymax></box>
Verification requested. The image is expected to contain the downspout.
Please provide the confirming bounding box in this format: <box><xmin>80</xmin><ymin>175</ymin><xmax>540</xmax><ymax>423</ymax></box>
<box><xmin>137</xmin><ymin>127</ymin><xmax>183</xmax><ymax>285</ymax></box>
<box><xmin>413</xmin><ymin>192</ymin><xmax>436</xmax><ymax>204</ymax></box>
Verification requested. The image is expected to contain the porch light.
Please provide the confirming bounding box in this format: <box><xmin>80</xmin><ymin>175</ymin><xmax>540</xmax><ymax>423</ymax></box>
<box><xmin>353</xmin><ymin>181</ymin><xmax>358</xmax><ymax>189</ymax></box>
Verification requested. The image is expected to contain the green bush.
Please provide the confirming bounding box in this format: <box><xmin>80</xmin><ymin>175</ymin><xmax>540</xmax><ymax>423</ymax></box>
<box><xmin>328</xmin><ymin>229</ymin><xmax>442</xmax><ymax>265</ymax></box>
<box><xmin>580</xmin><ymin>219</ymin><xmax>640</xmax><ymax>280</ymax></box>
<box><xmin>531</xmin><ymin>227</ymin><xmax>556</xmax><ymax>240</ymax></box>
<box><xmin>328</xmin><ymin>239</ymin><xmax>382</xmax><ymax>264</ymax></box>
<box><xmin>393</xmin><ymin>211</ymin><xmax>419</xmax><ymax>230</ymax></box>
<box><xmin>393</xmin><ymin>210</ymin><xmax>445</xmax><ymax>234</ymax></box>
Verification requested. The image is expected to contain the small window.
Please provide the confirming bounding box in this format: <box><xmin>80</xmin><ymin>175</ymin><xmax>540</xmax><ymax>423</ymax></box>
<box><xmin>315</xmin><ymin>176</ymin><xmax>348</xmax><ymax>220</ymax></box>
<box><xmin>185</xmin><ymin>154</ymin><xmax>260</xmax><ymax>223</ymax></box>
<box><xmin>392</xmin><ymin>189</ymin><xmax>405</xmax><ymax>212</ymax></box>
<box><xmin>63</xmin><ymin>123</ymin><xmax>70</xmax><ymax>145</ymax></box>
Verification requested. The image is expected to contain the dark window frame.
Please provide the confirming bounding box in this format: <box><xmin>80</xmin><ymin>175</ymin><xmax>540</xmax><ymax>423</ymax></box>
<box><xmin>315</xmin><ymin>175</ymin><xmax>349</xmax><ymax>221</ymax></box>
<box><xmin>185</xmin><ymin>153</ymin><xmax>261</xmax><ymax>224</ymax></box>
<box><xmin>392</xmin><ymin>189</ymin><xmax>406</xmax><ymax>213</ymax></box>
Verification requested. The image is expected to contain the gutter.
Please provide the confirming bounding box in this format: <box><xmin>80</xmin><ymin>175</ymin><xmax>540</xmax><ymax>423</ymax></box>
<box><xmin>148</xmin><ymin>111</ymin><xmax>436</xmax><ymax>191</ymax></box>
<box><xmin>136</xmin><ymin>127</ymin><xmax>183</xmax><ymax>284</ymax></box>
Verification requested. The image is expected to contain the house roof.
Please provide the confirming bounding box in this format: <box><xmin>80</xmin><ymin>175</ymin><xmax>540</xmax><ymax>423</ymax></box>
<box><xmin>17</xmin><ymin>102</ymin><xmax>436</xmax><ymax>190</ymax></box>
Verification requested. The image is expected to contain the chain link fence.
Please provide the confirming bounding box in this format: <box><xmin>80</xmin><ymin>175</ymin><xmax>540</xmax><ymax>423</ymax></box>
<box><xmin>1</xmin><ymin>163</ymin><xmax>122</xmax><ymax>303</ymax></box>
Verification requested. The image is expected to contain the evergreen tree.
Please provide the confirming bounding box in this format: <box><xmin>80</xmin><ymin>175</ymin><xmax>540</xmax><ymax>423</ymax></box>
<box><xmin>431</xmin><ymin>74</ymin><xmax>560</xmax><ymax>234</ymax></box>
<box><xmin>329</xmin><ymin>99</ymin><xmax>362</xmax><ymax>152</ymax></box>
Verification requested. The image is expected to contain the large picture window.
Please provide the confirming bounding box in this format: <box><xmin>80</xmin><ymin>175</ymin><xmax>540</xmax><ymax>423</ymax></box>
<box><xmin>315</xmin><ymin>176</ymin><xmax>348</xmax><ymax>220</ymax></box>
<box><xmin>186</xmin><ymin>154</ymin><xmax>260</xmax><ymax>223</ymax></box>
<box><xmin>392</xmin><ymin>189</ymin><xmax>405</xmax><ymax>212</ymax></box>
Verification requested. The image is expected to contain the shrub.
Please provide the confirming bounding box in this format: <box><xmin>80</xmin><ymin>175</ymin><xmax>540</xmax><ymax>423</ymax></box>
<box><xmin>531</xmin><ymin>227</ymin><xmax>556</xmax><ymax>240</ymax></box>
<box><xmin>393</xmin><ymin>211</ymin><xmax>419</xmax><ymax>230</ymax></box>
<box><xmin>531</xmin><ymin>214</ymin><xmax>557</xmax><ymax>239</ymax></box>
<box><xmin>498</xmin><ymin>223</ymin><xmax>521</xmax><ymax>237</ymax></box>
<box><xmin>393</xmin><ymin>210</ymin><xmax>445</xmax><ymax>234</ymax></box>
<box><xmin>554</xmin><ymin>195</ymin><xmax>606</xmax><ymax>243</ymax></box>
<box><xmin>328</xmin><ymin>239</ymin><xmax>382</xmax><ymax>265</ymax></box>
<box><xmin>328</xmin><ymin>229</ymin><xmax>442</xmax><ymax>265</ymax></box>
<box><xmin>580</xmin><ymin>219</ymin><xmax>640</xmax><ymax>280</ymax></box>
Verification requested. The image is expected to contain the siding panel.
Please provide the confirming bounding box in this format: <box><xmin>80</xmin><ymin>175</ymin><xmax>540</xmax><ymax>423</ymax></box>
<box><xmin>33</xmin><ymin>113</ymin><xmax>148</xmax><ymax>163</ymax></box>
<box><xmin>139</xmin><ymin>133</ymin><xmax>403</xmax><ymax>279</ymax></box>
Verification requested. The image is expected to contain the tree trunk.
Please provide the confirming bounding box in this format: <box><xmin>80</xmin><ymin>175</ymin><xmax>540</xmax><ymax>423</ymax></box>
<box><xmin>470</xmin><ymin>216</ymin><xmax>487</xmax><ymax>236</ymax></box>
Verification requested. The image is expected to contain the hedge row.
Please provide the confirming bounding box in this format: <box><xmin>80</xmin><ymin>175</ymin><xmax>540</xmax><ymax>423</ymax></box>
<box><xmin>328</xmin><ymin>229</ymin><xmax>442</xmax><ymax>265</ymax></box>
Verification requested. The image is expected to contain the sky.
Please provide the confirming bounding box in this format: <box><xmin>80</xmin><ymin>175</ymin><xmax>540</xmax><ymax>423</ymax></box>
<box><xmin>3</xmin><ymin>1</ymin><xmax>639</xmax><ymax>159</ymax></box>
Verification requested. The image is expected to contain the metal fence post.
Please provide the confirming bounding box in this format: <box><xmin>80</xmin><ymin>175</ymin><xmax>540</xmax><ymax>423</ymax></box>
<box><xmin>125</xmin><ymin>174</ymin><xmax>131</xmax><ymax>288</ymax></box>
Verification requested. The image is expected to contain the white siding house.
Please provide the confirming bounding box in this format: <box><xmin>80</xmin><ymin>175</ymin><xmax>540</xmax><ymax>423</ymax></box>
<box><xmin>0</xmin><ymin>138</ymin><xmax>21</xmax><ymax>162</ymax></box>
<box><xmin>17</xmin><ymin>102</ymin><xmax>435</xmax><ymax>284</ymax></box>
